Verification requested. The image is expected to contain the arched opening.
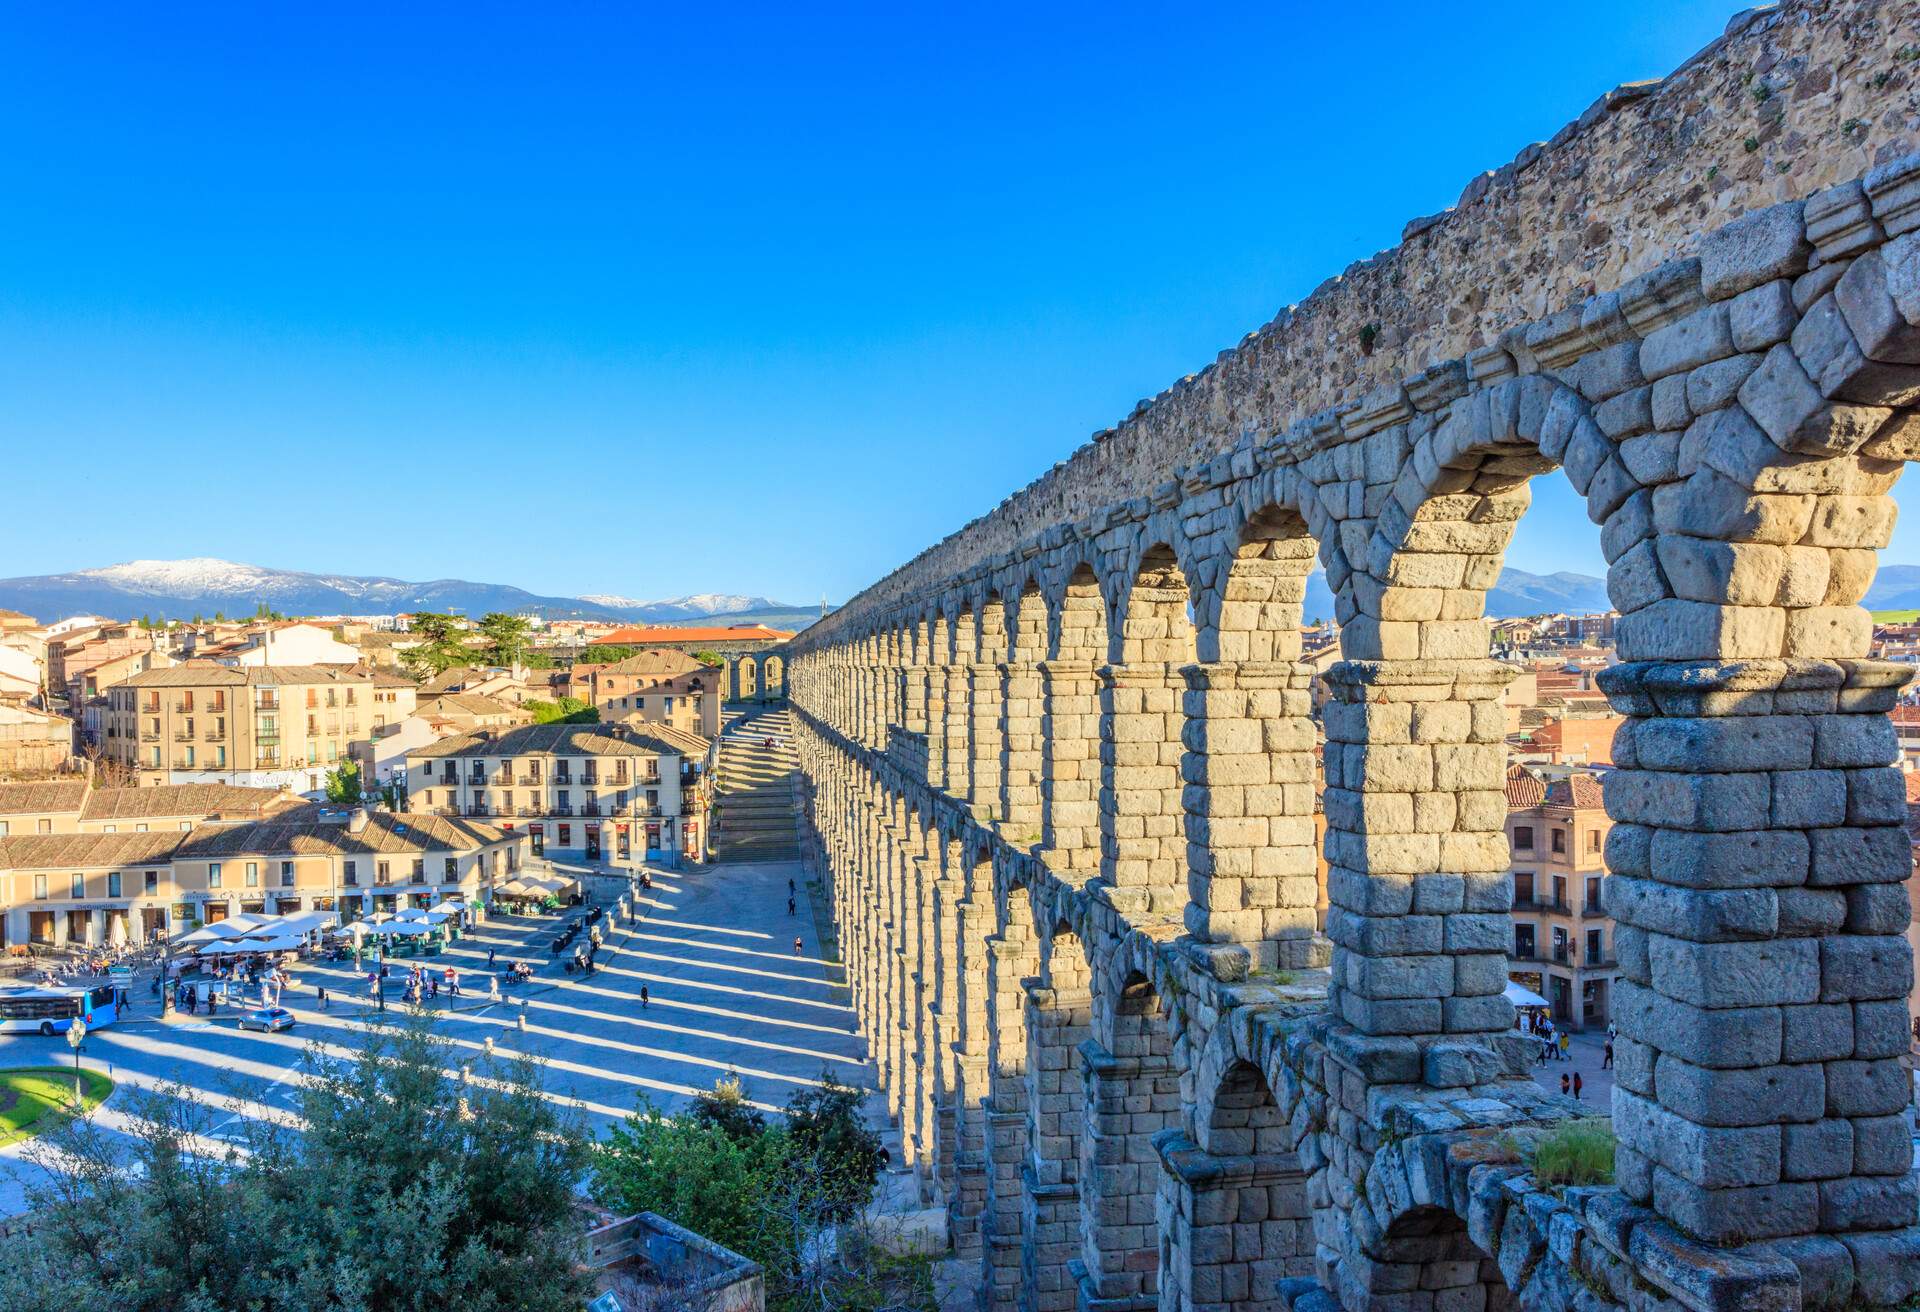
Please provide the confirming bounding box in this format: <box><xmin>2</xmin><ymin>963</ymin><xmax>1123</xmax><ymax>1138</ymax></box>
<box><xmin>1022</xmin><ymin>920</ymin><xmax>1093</xmax><ymax>1312</ymax></box>
<box><xmin>1076</xmin><ymin>971</ymin><xmax>1177</xmax><ymax>1308</ymax></box>
<box><xmin>1041</xmin><ymin>564</ymin><xmax>1108</xmax><ymax>877</ymax></box>
<box><xmin>1353</xmin><ymin>1206</ymin><xmax>1503</xmax><ymax>1312</ymax></box>
<box><xmin>968</xmin><ymin>597</ymin><xmax>1006</xmax><ymax>814</ymax></box>
<box><xmin>1100</xmin><ymin>544</ymin><xmax>1195</xmax><ymax>917</ymax></box>
<box><xmin>944</xmin><ymin>843</ymin><xmax>997</xmax><ymax>1262</ymax></box>
<box><xmin>979</xmin><ymin>886</ymin><xmax>1037</xmax><ymax>1310</ymax></box>
<box><xmin>939</xmin><ymin>611</ymin><xmax>974</xmax><ymax>798</ymax></box>
<box><xmin>763</xmin><ymin>654</ymin><xmax>785</xmax><ymax>701</ymax></box>
<box><xmin>1184</xmin><ymin>504</ymin><xmax>1327</xmax><ymax>969</ymax></box>
<box><xmin>1159</xmin><ymin>1060</ymin><xmax>1309</xmax><ymax>1312</ymax></box>
<box><xmin>1000</xmin><ymin>582</ymin><xmax>1047</xmax><ymax>838</ymax></box>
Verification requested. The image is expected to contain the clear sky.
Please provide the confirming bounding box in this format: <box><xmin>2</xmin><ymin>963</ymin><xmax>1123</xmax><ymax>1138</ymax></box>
<box><xmin>3</xmin><ymin>3</ymin><xmax>1903</xmax><ymax>605</ymax></box>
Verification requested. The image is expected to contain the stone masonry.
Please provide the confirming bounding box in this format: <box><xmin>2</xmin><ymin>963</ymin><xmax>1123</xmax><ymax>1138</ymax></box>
<box><xmin>787</xmin><ymin>6</ymin><xmax>1920</xmax><ymax>1310</ymax></box>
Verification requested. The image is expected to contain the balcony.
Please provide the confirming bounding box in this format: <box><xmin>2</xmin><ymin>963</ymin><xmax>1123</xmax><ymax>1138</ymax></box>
<box><xmin>172</xmin><ymin>758</ymin><xmax>196</xmax><ymax>770</ymax></box>
<box><xmin>256</xmin><ymin>733</ymin><xmax>281</xmax><ymax>746</ymax></box>
<box><xmin>518</xmin><ymin>774</ymin><xmax>541</xmax><ymax>786</ymax></box>
<box><xmin>582</xmin><ymin>802</ymin><xmax>602</xmax><ymax>817</ymax></box>
<box><xmin>466</xmin><ymin>805</ymin><xmax>491</xmax><ymax>817</ymax></box>
<box><xmin>432</xmin><ymin>806</ymin><xmax>460</xmax><ymax>817</ymax></box>
<box><xmin>554</xmin><ymin>774</ymin><xmax>573</xmax><ymax>786</ymax></box>
<box><xmin>173</xmin><ymin>730</ymin><xmax>194</xmax><ymax>743</ymax></box>
<box><xmin>1511</xmin><ymin>947</ymin><xmax>1538</xmax><ymax>962</ymax></box>
<box><xmin>256</xmin><ymin>697</ymin><xmax>279</xmax><ymax>711</ymax></box>
<box><xmin>491</xmin><ymin>773</ymin><xmax>513</xmax><ymax>786</ymax></box>
<box><xmin>139</xmin><ymin>729</ymin><xmax>160</xmax><ymax>742</ymax></box>
<box><xmin>1582</xmin><ymin>900</ymin><xmax>1605</xmax><ymax>918</ymax></box>
<box><xmin>551</xmin><ymin>804</ymin><xmax>574</xmax><ymax>816</ymax></box>
<box><xmin>205</xmin><ymin>728</ymin><xmax>226</xmax><ymax>742</ymax></box>
<box><xmin>519</xmin><ymin>805</ymin><xmax>543</xmax><ymax>817</ymax></box>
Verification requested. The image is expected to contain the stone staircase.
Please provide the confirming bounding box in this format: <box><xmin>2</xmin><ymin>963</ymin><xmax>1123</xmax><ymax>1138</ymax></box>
<box><xmin>712</xmin><ymin>706</ymin><xmax>801</xmax><ymax>863</ymax></box>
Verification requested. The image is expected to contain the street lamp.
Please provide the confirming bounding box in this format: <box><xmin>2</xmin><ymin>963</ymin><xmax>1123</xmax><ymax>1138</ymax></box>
<box><xmin>66</xmin><ymin>1017</ymin><xmax>87</xmax><ymax>1105</ymax></box>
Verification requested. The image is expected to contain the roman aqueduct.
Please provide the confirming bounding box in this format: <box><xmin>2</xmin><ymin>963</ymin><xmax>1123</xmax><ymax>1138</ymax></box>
<box><xmin>786</xmin><ymin>5</ymin><xmax>1920</xmax><ymax>1309</ymax></box>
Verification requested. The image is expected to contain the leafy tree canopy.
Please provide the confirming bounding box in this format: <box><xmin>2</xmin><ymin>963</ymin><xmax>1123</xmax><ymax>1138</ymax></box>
<box><xmin>477</xmin><ymin>612</ymin><xmax>532</xmax><ymax>667</ymax></box>
<box><xmin>322</xmin><ymin>759</ymin><xmax>363</xmax><ymax>804</ymax></box>
<box><xmin>526</xmin><ymin>696</ymin><xmax>598</xmax><ymax>725</ymax></box>
<box><xmin>400</xmin><ymin>612</ymin><xmax>474</xmax><ymax>677</ymax></box>
<box><xmin>0</xmin><ymin>1013</ymin><xmax>593</xmax><ymax>1312</ymax></box>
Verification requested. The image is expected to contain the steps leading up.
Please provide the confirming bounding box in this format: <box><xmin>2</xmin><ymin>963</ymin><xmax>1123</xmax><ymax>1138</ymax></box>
<box><xmin>712</xmin><ymin>706</ymin><xmax>801</xmax><ymax>863</ymax></box>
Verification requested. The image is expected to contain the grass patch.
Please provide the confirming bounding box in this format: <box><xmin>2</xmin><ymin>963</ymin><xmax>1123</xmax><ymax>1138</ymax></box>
<box><xmin>1528</xmin><ymin>1118</ymin><xmax>1614</xmax><ymax>1188</ymax></box>
<box><xmin>0</xmin><ymin>1066</ymin><xmax>114</xmax><ymax>1147</ymax></box>
<box><xmin>1872</xmin><ymin>609</ymin><xmax>1920</xmax><ymax>623</ymax></box>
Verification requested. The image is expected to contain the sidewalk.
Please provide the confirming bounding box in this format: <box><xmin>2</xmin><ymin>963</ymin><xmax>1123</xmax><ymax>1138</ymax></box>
<box><xmin>1524</xmin><ymin>1027</ymin><xmax>1615</xmax><ymax>1107</ymax></box>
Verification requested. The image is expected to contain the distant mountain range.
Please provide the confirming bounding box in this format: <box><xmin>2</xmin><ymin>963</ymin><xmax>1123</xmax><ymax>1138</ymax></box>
<box><xmin>1862</xmin><ymin>564</ymin><xmax>1920</xmax><ymax>611</ymax></box>
<box><xmin>0</xmin><ymin>559</ymin><xmax>818</xmax><ymax>627</ymax></box>
<box><xmin>1302</xmin><ymin>566</ymin><xmax>1611</xmax><ymax>621</ymax></box>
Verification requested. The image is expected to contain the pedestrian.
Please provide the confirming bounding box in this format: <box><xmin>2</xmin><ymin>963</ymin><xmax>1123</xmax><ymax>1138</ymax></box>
<box><xmin>788</xmin><ymin>877</ymin><xmax>795</xmax><ymax>896</ymax></box>
<box><xmin>641</xmin><ymin>985</ymin><xmax>649</xmax><ymax>1008</ymax></box>
<box><xmin>1602</xmin><ymin>1040</ymin><xmax>1614</xmax><ymax>1069</ymax></box>
<box><xmin>1558</xmin><ymin>1032</ymin><xmax>1571</xmax><ymax>1062</ymax></box>
<box><xmin>793</xmin><ymin>936</ymin><xmax>802</xmax><ymax>956</ymax></box>
<box><xmin>1560</xmin><ymin>1073</ymin><xmax>1570</xmax><ymax>1097</ymax></box>
<box><xmin>788</xmin><ymin>897</ymin><xmax>796</xmax><ymax>916</ymax></box>
<box><xmin>1573</xmin><ymin>1071</ymin><xmax>1584</xmax><ymax>1100</ymax></box>
<box><xmin>318</xmin><ymin>985</ymin><xmax>329</xmax><ymax>1010</ymax></box>
<box><xmin>1538</xmin><ymin>1036</ymin><xmax>1549</xmax><ymax>1065</ymax></box>
<box><xmin>488</xmin><ymin>947</ymin><xmax>496</xmax><ymax>967</ymax></box>
<box><xmin>449</xmin><ymin>969</ymin><xmax>460</xmax><ymax>997</ymax></box>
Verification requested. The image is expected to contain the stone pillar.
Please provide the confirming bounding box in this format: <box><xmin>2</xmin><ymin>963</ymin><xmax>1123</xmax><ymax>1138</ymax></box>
<box><xmin>1153</xmin><ymin>1133</ymin><xmax>1310</xmax><ymax>1312</ymax></box>
<box><xmin>1180</xmin><ymin>661</ymin><xmax>1321</xmax><ymax>972</ymax></box>
<box><xmin>1073</xmin><ymin>1042</ymin><xmax>1180</xmax><ymax>1312</ymax></box>
<box><xmin>1040</xmin><ymin>660</ymin><xmax>1103</xmax><ymax>879</ymax></box>
<box><xmin>1320</xmin><ymin>659</ymin><xmax>1514</xmax><ymax>1039</ymax></box>
<box><xmin>1601</xmin><ymin>657</ymin><xmax>1918</xmax><ymax>1246</ymax></box>
<box><xmin>1000</xmin><ymin>662</ymin><xmax>1044</xmax><ymax>839</ymax></box>
<box><xmin>969</xmin><ymin>663</ymin><xmax>1003</xmax><ymax>815</ymax></box>
<box><xmin>1098</xmin><ymin>664</ymin><xmax>1188</xmax><ymax>920</ymax></box>
<box><xmin>982</xmin><ymin>928</ymin><xmax>1037</xmax><ymax>1311</ymax></box>
<box><xmin>923</xmin><ymin>651</ymin><xmax>949</xmax><ymax>791</ymax></box>
<box><xmin>929</xmin><ymin>862</ymin><xmax>964</xmax><ymax>1208</ymax></box>
<box><xmin>943</xmin><ymin>662</ymin><xmax>973</xmax><ymax>801</ymax></box>
<box><xmin>1022</xmin><ymin>974</ymin><xmax>1092</xmax><ymax>1312</ymax></box>
<box><xmin>950</xmin><ymin>885</ymin><xmax>994</xmax><ymax>1262</ymax></box>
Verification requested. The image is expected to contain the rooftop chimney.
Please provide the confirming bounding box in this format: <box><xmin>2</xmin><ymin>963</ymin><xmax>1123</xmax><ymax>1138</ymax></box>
<box><xmin>348</xmin><ymin>806</ymin><xmax>370</xmax><ymax>834</ymax></box>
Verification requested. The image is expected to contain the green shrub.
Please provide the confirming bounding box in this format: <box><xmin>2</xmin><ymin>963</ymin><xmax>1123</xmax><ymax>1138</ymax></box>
<box><xmin>1529</xmin><ymin>1118</ymin><xmax>1614</xmax><ymax>1187</ymax></box>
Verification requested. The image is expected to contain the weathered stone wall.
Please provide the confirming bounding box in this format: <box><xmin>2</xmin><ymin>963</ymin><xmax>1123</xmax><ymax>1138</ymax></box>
<box><xmin>812</xmin><ymin>0</ymin><xmax>1920</xmax><ymax>633</ymax></box>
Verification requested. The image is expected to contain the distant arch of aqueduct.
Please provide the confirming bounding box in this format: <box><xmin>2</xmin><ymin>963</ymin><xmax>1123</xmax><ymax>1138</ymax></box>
<box><xmin>786</xmin><ymin>5</ymin><xmax>1920</xmax><ymax>1310</ymax></box>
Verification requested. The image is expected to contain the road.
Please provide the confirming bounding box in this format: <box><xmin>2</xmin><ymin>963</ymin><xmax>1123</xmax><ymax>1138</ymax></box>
<box><xmin>0</xmin><ymin>856</ymin><xmax>865</xmax><ymax>1215</ymax></box>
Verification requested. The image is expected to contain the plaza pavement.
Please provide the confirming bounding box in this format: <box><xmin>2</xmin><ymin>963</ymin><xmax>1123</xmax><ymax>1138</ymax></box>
<box><xmin>0</xmin><ymin>855</ymin><xmax>866</xmax><ymax>1215</ymax></box>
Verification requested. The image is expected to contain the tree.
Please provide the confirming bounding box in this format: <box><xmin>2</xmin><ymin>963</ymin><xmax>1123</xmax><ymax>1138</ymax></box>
<box><xmin>399</xmin><ymin>612</ymin><xmax>473</xmax><ymax>678</ymax></box>
<box><xmin>477</xmin><ymin>612</ymin><xmax>533</xmax><ymax>667</ymax></box>
<box><xmin>0</xmin><ymin>1012</ymin><xmax>594</xmax><ymax>1312</ymax></box>
<box><xmin>692</xmin><ymin>650</ymin><xmax>724</xmax><ymax>667</ymax></box>
<box><xmin>572</xmin><ymin>645</ymin><xmax>636</xmax><ymax>666</ymax></box>
<box><xmin>691</xmin><ymin>1074</ymin><xmax>766</xmax><ymax>1144</ymax></box>
<box><xmin>322</xmin><ymin>759</ymin><xmax>363</xmax><ymax>804</ymax></box>
<box><xmin>782</xmin><ymin>1071</ymin><xmax>883</xmax><ymax>1224</ymax></box>
<box><xmin>213</xmin><ymin>610</ymin><xmax>226</xmax><ymax>623</ymax></box>
<box><xmin>527</xmin><ymin>697</ymin><xmax>598</xmax><ymax>725</ymax></box>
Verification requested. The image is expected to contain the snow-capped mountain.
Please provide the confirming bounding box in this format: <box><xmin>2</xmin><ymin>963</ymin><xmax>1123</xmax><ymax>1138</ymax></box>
<box><xmin>0</xmin><ymin>559</ymin><xmax>811</xmax><ymax>625</ymax></box>
<box><xmin>577</xmin><ymin>592</ymin><xmax>777</xmax><ymax>616</ymax></box>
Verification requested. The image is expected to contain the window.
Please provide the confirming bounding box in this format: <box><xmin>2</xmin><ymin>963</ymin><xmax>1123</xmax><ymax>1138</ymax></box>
<box><xmin>559</xmin><ymin>824</ymin><xmax>571</xmax><ymax>846</ymax></box>
<box><xmin>102</xmin><ymin>824</ymin><xmax>117</xmax><ymax>834</ymax></box>
<box><xmin>71</xmin><ymin>873</ymin><xmax>85</xmax><ymax>899</ymax></box>
<box><xmin>444</xmin><ymin>857</ymin><xmax>457</xmax><ymax>879</ymax></box>
<box><xmin>280</xmin><ymin>860</ymin><xmax>295</xmax><ymax>888</ymax></box>
<box><xmin>1551</xmin><ymin>829</ymin><xmax>1566</xmax><ymax>854</ymax></box>
<box><xmin>36</xmin><ymin>819</ymin><xmax>50</xmax><ymax>835</ymax></box>
<box><xmin>411</xmin><ymin>859</ymin><xmax>423</xmax><ymax>879</ymax></box>
<box><xmin>1514</xmin><ymin>873</ymin><xmax>1534</xmax><ymax>905</ymax></box>
<box><xmin>107</xmin><ymin>871</ymin><xmax>121</xmax><ymax>898</ymax></box>
<box><xmin>144</xmin><ymin>870</ymin><xmax>158</xmax><ymax>894</ymax></box>
<box><xmin>209</xmin><ymin>862</ymin><xmax>223</xmax><ymax>889</ymax></box>
<box><xmin>1587</xmin><ymin>830</ymin><xmax>1601</xmax><ymax>853</ymax></box>
<box><xmin>33</xmin><ymin>874</ymin><xmax>46</xmax><ymax>900</ymax></box>
<box><xmin>1512</xmin><ymin>826</ymin><xmax>1534</xmax><ymax>850</ymax></box>
<box><xmin>377</xmin><ymin>861</ymin><xmax>391</xmax><ymax>883</ymax></box>
<box><xmin>1587</xmin><ymin>928</ymin><xmax>1604</xmax><ymax>964</ymax></box>
<box><xmin>344</xmin><ymin>860</ymin><xmax>358</xmax><ymax>887</ymax></box>
<box><xmin>245</xmin><ymin>862</ymin><xmax>259</xmax><ymax>888</ymax></box>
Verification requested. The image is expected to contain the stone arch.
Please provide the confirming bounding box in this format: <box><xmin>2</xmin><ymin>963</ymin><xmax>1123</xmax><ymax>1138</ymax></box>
<box><xmin>1099</xmin><ymin>541</ymin><xmax>1196</xmax><ymax>917</ymax></box>
<box><xmin>1204</xmin><ymin>495</ymin><xmax>1323</xmax><ymax>665</ymax></box>
<box><xmin>761</xmin><ymin>652</ymin><xmax>785</xmax><ymax>700</ymax></box>
<box><xmin>1040</xmin><ymin>563</ymin><xmax>1108</xmax><ymax>877</ymax></box>
<box><xmin>968</xmin><ymin>593</ymin><xmax>1007</xmax><ymax>813</ymax></box>
<box><xmin>1347</xmin><ymin>1203</ymin><xmax>1504</xmax><ymax>1312</ymax></box>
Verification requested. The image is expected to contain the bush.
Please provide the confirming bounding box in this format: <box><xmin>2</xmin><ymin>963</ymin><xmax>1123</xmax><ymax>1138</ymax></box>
<box><xmin>691</xmin><ymin>1075</ymin><xmax>767</xmax><ymax>1144</ymax></box>
<box><xmin>1529</xmin><ymin>1118</ymin><xmax>1614</xmax><ymax>1187</ymax></box>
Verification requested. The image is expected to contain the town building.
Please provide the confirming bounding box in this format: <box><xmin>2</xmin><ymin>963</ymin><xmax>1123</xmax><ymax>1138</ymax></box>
<box><xmin>1504</xmin><ymin>764</ymin><xmax>1617</xmax><ymax>1032</ymax></box>
<box><xmin>408</xmin><ymin>721</ymin><xmax>711</xmax><ymax>866</ymax></box>
<box><xmin>587</xmin><ymin>623</ymin><xmax>792</xmax><ymax>657</ymax></box>
<box><xmin>103</xmin><ymin>664</ymin><xmax>376</xmax><ymax>793</ymax></box>
<box><xmin>0</xmin><ymin>808</ymin><xmax>522</xmax><ymax>948</ymax></box>
<box><xmin>0</xmin><ymin>779</ymin><xmax>303</xmax><ymax>836</ymax></box>
<box><xmin>0</xmin><ymin>703</ymin><xmax>75</xmax><ymax>777</ymax></box>
<box><xmin>579</xmin><ymin>648</ymin><xmax>721</xmax><ymax>738</ymax></box>
<box><xmin>198</xmin><ymin>620</ymin><xmax>362</xmax><ymax>667</ymax></box>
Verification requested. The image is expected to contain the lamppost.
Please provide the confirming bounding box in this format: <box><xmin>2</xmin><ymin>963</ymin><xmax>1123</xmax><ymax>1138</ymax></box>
<box><xmin>66</xmin><ymin>1016</ymin><xmax>87</xmax><ymax>1105</ymax></box>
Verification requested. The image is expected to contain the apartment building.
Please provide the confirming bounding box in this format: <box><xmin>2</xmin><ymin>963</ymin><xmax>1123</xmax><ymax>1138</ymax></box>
<box><xmin>0</xmin><ymin>779</ymin><xmax>303</xmax><ymax>837</ymax></box>
<box><xmin>579</xmin><ymin>648</ymin><xmax>721</xmax><ymax>738</ymax></box>
<box><xmin>1505</xmin><ymin>764</ymin><xmax>1617</xmax><ymax>1032</ymax></box>
<box><xmin>103</xmin><ymin>664</ymin><xmax>375</xmax><ymax>794</ymax></box>
<box><xmin>408</xmin><ymin>721</ymin><xmax>711</xmax><ymax>865</ymax></box>
<box><xmin>0</xmin><ymin>809</ymin><xmax>522</xmax><ymax>949</ymax></box>
<box><xmin>0</xmin><ymin>704</ymin><xmax>74</xmax><ymax>776</ymax></box>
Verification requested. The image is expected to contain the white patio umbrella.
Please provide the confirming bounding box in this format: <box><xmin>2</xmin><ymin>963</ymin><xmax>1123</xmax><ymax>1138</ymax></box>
<box><xmin>395</xmin><ymin>907</ymin><xmax>428</xmax><ymax>920</ymax></box>
<box><xmin>175</xmin><ymin>921</ymin><xmax>255</xmax><ymax>947</ymax></box>
<box><xmin>1503</xmin><ymin>980</ymin><xmax>1551</xmax><ymax>1010</ymax></box>
<box><xmin>381</xmin><ymin>920</ymin><xmax>432</xmax><ymax>937</ymax></box>
<box><xmin>428</xmin><ymin>899</ymin><xmax>466</xmax><ymax>915</ymax></box>
<box><xmin>247</xmin><ymin>935</ymin><xmax>311</xmax><ymax>953</ymax></box>
<box><xmin>223</xmin><ymin>912</ymin><xmax>278</xmax><ymax>932</ymax></box>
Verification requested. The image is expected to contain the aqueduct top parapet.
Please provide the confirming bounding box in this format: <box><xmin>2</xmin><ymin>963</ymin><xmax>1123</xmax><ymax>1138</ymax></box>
<box><xmin>793</xmin><ymin>0</ymin><xmax>1920</xmax><ymax>649</ymax></box>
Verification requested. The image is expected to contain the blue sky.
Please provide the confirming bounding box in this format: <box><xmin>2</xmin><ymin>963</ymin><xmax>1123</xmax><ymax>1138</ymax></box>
<box><xmin>2</xmin><ymin>3</ymin><xmax>1902</xmax><ymax>605</ymax></box>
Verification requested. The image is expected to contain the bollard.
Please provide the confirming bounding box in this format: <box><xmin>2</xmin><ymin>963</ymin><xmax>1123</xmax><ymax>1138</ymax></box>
<box><xmin>484</xmin><ymin>1036</ymin><xmax>495</xmax><ymax>1057</ymax></box>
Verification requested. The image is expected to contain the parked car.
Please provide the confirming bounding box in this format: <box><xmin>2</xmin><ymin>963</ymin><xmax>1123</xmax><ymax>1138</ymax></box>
<box><xmin>240</xmin><ymin>1006</ymin><xmax>296</xmax><ymax>1033</ymax></box>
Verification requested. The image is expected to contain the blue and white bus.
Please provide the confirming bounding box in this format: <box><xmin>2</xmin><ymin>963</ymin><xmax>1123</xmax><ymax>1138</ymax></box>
<box><xmin>0</xmin><ymin>984</ymin><xmax>121</xmax><ymax>1036</ymax></box>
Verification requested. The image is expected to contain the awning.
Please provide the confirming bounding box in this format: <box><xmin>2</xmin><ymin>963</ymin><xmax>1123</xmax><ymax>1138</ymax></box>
<box><xmin>175</xmin><ymin>921</ymin><xmax>254</xmax><ymax>946</ymax></box>
<box><xmin>1504</xmin><ymin>980</ymin><xmax>1551</xmax><ymax>1010</ymax></box>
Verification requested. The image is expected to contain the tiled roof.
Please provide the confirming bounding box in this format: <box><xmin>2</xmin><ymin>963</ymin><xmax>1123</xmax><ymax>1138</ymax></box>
<box><xmin>80</xmin><ymin>784</ymin><xmax>299</xmax><ymax>822</ymax></box>
<box><xmin>0</xmin><ymin>781</ymin><xmax>90</xmax><ymax>816</ymax></box>
<box><xmin>590</xmin><ymin>648</ymin><xmax>707</xmax><ymax>677</ymax></box>
<box><xmin>409</xmin><ymin>722</ymin><xmax>695</xmax><ymax>759</ymax></box>
<box><xmin>590</xmin><ymin>625</ymin><xmax>791</xmax><ymax>645</ymax></box>
<box><xmin>173</xmin><ymin>812</ymin><xmax>512</xmax><ymax>858</ymax></box>
<box><xmin>0</xmin><ymin>830</ymin><xmax>186</xmax><ymax>869</ymax></box>
<box><xmin>1905</xmin><ymin>771</ymin><xmax>1920</xmax><ymax>805</ymax></box>
<box><xmin>424</xmin><ymin>693</ymin><xmax>518</xmax><ymax>717</ymax></box>
<box><xmin>122</xmin><ymin>664</ymin><xmax>370</xmax><ymax>687</ymax></box>
<box><xmin>1545</xmin><ymin>773</ymin><xmax>1607</xmax><ymax>810</ymax></box>
<box><xmin>1505</xmin><ymin>763</ymin><xmax>1547</xmax><ymax>810</ymax></box>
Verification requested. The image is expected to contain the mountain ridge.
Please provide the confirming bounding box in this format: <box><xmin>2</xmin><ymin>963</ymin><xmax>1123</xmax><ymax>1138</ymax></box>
<box><xmin>0</xmin><ymin>558</ymin><xmax>814</xmax><ymax>625</ymax></box>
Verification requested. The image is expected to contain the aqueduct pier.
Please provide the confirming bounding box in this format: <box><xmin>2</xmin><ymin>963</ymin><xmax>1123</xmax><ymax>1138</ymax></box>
<box><xmin>787</xmin><ymin>5</ymin><xmax>1920</xmax><ymax>1309</ymax></box>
